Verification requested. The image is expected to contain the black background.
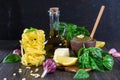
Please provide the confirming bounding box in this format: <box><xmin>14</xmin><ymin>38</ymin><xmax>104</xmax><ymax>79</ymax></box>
<box><xmin>0</xmin><ymin>0</ymin><xmax>119</xmax><ymax>43</ymax></box>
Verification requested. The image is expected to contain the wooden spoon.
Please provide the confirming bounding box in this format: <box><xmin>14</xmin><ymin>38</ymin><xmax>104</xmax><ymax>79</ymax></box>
<box><xmin>90</xmin><ymin>5</ymin><xmax>105</xmax><ymax>39</ymax></box>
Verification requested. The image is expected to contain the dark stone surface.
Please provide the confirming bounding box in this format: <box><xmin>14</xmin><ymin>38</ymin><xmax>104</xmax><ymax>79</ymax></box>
<box><xmin>0</xmin><ymin>0</ymin><xmax>119</xmax><ymax>43</ymax></box>
<box><xmin>0</xmin><ymin>0</ymin><xmax>23</xmax><ymax>40</ymax></box>
<box><xmin>0</xmin><ymin>41</ymin><xmax>120</xmax><ymax>80</ymax></box>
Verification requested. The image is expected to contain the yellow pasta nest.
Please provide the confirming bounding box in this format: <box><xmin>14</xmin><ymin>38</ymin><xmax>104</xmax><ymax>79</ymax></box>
<box><xmin>20</xmin><ymin>28</ymin><xmax>46</xmax><ymax>66</ymax></box>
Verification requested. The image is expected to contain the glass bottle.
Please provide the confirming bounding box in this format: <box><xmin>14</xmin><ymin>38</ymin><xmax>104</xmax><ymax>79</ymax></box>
<box><xmin>45</xmin><ymin>7</ymin><xmax>67</xmax><ymax>58</ymax></box>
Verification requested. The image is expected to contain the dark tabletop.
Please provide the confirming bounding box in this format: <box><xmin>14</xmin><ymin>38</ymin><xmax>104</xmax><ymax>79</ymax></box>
<box><xmin>0</xmin><ymin>40</ymin><xmax>120</xmax><ymax>80</ymax></box>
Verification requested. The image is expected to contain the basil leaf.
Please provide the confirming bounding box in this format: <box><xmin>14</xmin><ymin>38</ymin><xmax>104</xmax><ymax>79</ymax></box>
<box><xmin>88</xmin><ymin>47</ymin><xmax>102</xmax><ymax>58</ymax></box>
<box><xmin>3</xmin><ymin>54</ymin><xmax>21</xmax><ymax>63</ymax></box>
<box><xmin>103</xmin><ymin>55</ymin><xmax>114</xmax><ymax>70</ymax></box>
<box><xmin>25</xmin><ymin>27</ymin><xmax>37</xmax><ymax>33</ymax></box>
<box><xmin>74</xmin><ymin>69</ymin><xmax>89</xmax><ymax>79</ymax></box>
<box><xmin>78</xmin><ymin>48</ymin><xmax>91</xmax><ymax>69</ymax></box>
<box><xmin>83</xmin><ymin>49</ymin><xmax>90</xmax><ymax>68</ymax></box>
<box><xmin>92</xmin><ymin>57</ymin><xmax>104</xmax><ymax>72</ymax></box>
<box><xmin>77</xmin><ymin>47</ymin><xmax>114</xmax><ymax>73</ymax></box>
<box><xmin>78</xmin><ymin>48</ymin><xmax>84</xmax><ymax>57</ymax></box>
<box><xmin>59</xmin><ymin>23</ymin><xmax>67</xmax><ymax>37</ymax></box>
<box><xmin>89</xmin><ymin>56</ymin><xmax>99</xmax><ymax>70</ymax></box>
<box><xmin>75</xmin><ymin>27</ymin><xmax>90</xmax><ymax>36</ymax></box>
<box><xmin>59</xmin><ymin>22</ymin><xmax>90</xmax><ymax>42</ymax></box>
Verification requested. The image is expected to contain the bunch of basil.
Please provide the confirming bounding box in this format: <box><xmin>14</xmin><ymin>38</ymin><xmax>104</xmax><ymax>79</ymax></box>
<box><xmin>74</xmin><ymin>47</ymin><xmax>114</xmax><ymax>79</ymax></box>
<box><xmin>58</xmin><ymin>22</ymin><xmax>90</xmax><ymax>42</ymax></box>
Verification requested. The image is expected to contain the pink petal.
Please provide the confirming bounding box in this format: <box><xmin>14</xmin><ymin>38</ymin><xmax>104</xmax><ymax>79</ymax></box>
<box><xmin>109</xmin><ymin>48</ymin><xmax>117</xmax><ymax>54</ymax></box>
<box><xmin>112</xmin><ymin>52</ymin><xmax>120</xmax><ymax>57</ymax></box>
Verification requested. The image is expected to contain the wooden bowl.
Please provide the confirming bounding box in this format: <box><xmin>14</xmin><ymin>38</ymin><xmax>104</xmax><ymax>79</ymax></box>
<box><xmin>70</xmin><ymin>36</ymin><xmax>96</xmax><ymax>55</ymax></box>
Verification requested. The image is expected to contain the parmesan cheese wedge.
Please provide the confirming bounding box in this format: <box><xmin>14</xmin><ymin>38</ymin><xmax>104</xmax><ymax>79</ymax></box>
<box><xmin>53</xmin><ymin>48</ymin><xmax>70</xmax><ymax>58</ymax></box>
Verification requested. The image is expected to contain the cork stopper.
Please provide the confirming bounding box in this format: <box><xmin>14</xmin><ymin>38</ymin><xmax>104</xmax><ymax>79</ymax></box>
<box><xmin>49</xmin><ymin>7</ymin><xmax>59</xmax><ymax>14</ymax></box>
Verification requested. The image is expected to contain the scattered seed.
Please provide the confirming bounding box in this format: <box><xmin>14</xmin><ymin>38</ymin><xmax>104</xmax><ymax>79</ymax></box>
<box><xmin>35</xmin><ymin>74</ymin><xmax>40</xmax><ymax>78</ymax></box>
<box><xmin>13</xmin><ymin>73</ymin><xmax>16</xmax><ymax>76</ymax></box>
<box><xmin>30</xmin><ymin>73</ymin><xmax>35</xmax><ymax>76</ymax></box>
<box><xmin>30</xmin><ymin>70</ymin><xmax>33</xmax><ymax>73</ymax></box>
<box><xmin>22</xmin><ymin>78</ymin><xmax>26</xmax><ymax>80</ymax></box>
<box><xmin>26</xmin><ymin>67</ymin><xmax>31</xmax><ymax>69</ymax></box>
<box><xmin>19</xmin><ymin>68</ymin><xmax>22</xmax><ymax>71</ymax></box>
<box><xmin>18</xmin><ymin>68</ymin><xmax>22</xmax><ymax>73</ymax></box>
<box><xmin>19</xmin><ymin>70</ymin><xmax>22</xmax><ymax>73</ymax></box>
<box><xmin>30</xmin><ymin>73</ymin><xmax>40</xmax><ymax>78</ymax></box>
<box><xmin>35</xmin><ymin>68</ymin><xmax>39</xmax><ymax>72</ymax></box>
<box><xmin>3</xmin><ymin>78</ymin><xmax>7</xmax><ymax>80</ymax></box>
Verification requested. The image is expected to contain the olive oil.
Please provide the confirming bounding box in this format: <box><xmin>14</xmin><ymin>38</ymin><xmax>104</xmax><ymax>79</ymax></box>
<box><xmin>45</xmin><ymin>7</ymin><xmax>67</xmax><ymax>57</ymax></box>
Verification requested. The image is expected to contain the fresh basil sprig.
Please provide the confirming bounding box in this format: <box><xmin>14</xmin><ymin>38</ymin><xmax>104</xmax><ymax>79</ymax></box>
<box><xmin>75</xmin><ymin>47</ymin><xmax>114</xmax><ymax>79</ymax></box>
<box><xmin>3</xmin><ymin>54</ymin><xmax>21</xmax><ymax>63</ymax></box>
<box><xmin>59</xmin><ymin>22</ymin><xmax>90</xmax><ymax>42</ymax></box>
<box><xmin>103</xmin><ymin>54</ymin><xmax>114</xmax><ymax>70</ymax></box>
<box><xmin>78</xmin><ymin>47</ymin><xmax>114</xmax><ymax>71</ymax></box>
<box><xmin>74</xmin><ymin>69</ymin><xmax>89</xmax><ymax>79</ymax></box>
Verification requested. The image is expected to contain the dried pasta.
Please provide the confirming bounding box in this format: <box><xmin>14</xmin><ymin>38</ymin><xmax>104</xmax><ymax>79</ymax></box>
<box><xmin>20</xmin><ymin>28</ymin><xmax>46</xmax><ymax>66</ymax></box>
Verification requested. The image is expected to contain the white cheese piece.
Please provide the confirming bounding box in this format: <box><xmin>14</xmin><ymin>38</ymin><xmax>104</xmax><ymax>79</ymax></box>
<box><xmin>54</xmin><ymin>48</ymin><xmax>70</xmax><ymax>58</ymax></box>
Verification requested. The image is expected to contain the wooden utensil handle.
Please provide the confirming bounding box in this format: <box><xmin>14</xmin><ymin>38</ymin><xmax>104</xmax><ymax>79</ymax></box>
<box><xmin>90</xmin><ymin>5</ymin><xmax>105</xmax><ymax>39</ymax></box>
<box><xmin>57</xmin><ymin>66</ymin><xmax>91</xmax><ymax>72</ymax></box>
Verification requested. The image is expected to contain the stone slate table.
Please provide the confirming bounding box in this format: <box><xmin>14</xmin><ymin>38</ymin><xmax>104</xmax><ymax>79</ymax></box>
<box><xmin>0</xmin><ymin>40</ymin><xmax>120</xmax><ymax>80</ymax></box>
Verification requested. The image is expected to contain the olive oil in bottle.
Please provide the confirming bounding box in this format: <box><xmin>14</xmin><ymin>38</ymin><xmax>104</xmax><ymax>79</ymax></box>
<box><xmin>45</xmin><ymin>7</ymin><xmax>67</xmax><ymax>57</ymax></box>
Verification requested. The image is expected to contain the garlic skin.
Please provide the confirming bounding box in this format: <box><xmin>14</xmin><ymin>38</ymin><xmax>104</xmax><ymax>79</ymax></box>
<box><xmin>112</xmin><ymin>52</ymin><xmax>120</xmax><ymax>57</ymax></box>
<box><xmin>109</xmin><ymin>48</ymin><xmax>117</xmax><ymax>54</ymax></box>
<box><xmin>109</xmin><ymin>48</ymin><xmax>120</xmax><ymax>57</ymax></box>
<box><xmin>13</xmin><ymin>49</ymin><xmax>21</xmax><ymax>55</ymax></box>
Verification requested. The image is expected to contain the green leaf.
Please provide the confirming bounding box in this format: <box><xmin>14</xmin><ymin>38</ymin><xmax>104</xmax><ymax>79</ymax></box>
<box><xmin>78</xmin><ymin>48</ymin><xmax>84</xmax><ymax>57</ymax></box>
<box><xmin>89</xmin><ymin>56</ymin><xmax>99</xmax><ymax>70</ymax></box>
<box><xmin>25</xmin><ymin>27</ymin><xmax>37</xmax><ymax>33</ymax></box>
<box><xmin>74</xmin><ymin>69</ymin><xmax>89</xmax><ymax>79</ymax></box>
<box><xmin>59</xmin><ymin>22</ymin><xmax>90</xmax><ymax>42</ymax></box>
<box><xmin>90</xmin><ymin>57</ymin><xmax>104</xmax><ymax>72</ymax></box>
<box><xmin>88</xmin><ymin>47</ymin><xmax>102</xmax><ymax>58</ymax></box>
<box><xmin>75</xmin><ymin>27</ymin><xmax>90</xmax><ymax>36</ymax></box>
<box><xmin>59</xmin><ymin>23</ymin><xmax>67</xmax><ymax>37</ymax></box>
<box><xmin>53</xmin><ymin>22</ymin><xmax>59</xmax><ymax>30</ymax></box>
<box><xmin>3</xmin><ymin>54</ymin><xmax>21</xmax><ymax>63</ymax></box>
<box><xmin>103</xmin><ymin>55</ymin><xmax>114</xmax><ymax>70</ymax></box>
<box><xmin>77</xmin><ymin>47</ymin><xmax>114</xmax><ymax>73</ymax></box>
<box><xmin>78</xmin><ymin>49</ymin><xmax>91</xmax><ymax>68</ymax></box>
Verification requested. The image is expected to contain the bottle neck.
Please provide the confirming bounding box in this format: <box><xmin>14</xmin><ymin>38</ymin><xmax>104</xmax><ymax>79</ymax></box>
<box><xmin>49</xmin><ymin>7</ymin><xmax>60</xmax><ymax>37</ymax></box>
